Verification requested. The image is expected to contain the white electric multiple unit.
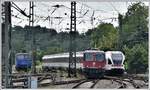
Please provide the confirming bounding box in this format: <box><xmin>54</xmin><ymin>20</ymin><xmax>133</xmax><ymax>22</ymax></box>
<box><xmin>105</xmin><ymin>51</ymin><xmax>125</xmax><ymax>73</ymax></box>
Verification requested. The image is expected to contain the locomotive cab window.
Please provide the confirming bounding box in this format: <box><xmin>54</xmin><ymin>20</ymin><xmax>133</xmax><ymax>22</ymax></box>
<box><xmin>16</xmin><ymin>55</ymin><xmax>24</xmax><ymax>60</ymax></box>
<box><xmin>16</xmin><ymin>54</ymin><xmax>31</xmax><ymax>60</ymax></box>
<box><xmin>84</xmin><ymin>53</ymin><xmax>93</xmax><ymax>61</ymax></box>
<box><xmin>95</xmin><ymin>53</ymin><xmax>105</xmax><ymax>61</ymax></box>
<box><xmin>24</xmin><ymin>54</ymin><xmax>31</xmax><ymax>60</ymax></box>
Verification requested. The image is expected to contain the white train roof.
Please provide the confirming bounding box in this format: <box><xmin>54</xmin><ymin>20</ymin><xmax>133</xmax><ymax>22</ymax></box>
<box><xmin>42</xmin><ymin>49</ymin><xmax>105</xmax><ymax>60</ymax></box>
<box><xmin>16</xmin><ymin>53</ymin><xmax>29</xmax><ymax>55</ymax></box>
<box><xmin>105</xmin><ymin>51</ymin><xmax>123</xmax><ymax>54</ymax></box>
<box><xmin>42</xmin><ymin>51</ymin><xmax>84</xmax><ymax>60</ymax></box>
<box><xmin>84</xmin><ymin>50</ymin><xmax>104</xmax><ymax>53</ymax></box>
<box><xmin>105</xmin><ymin>51</ymin><xmax>125</xmax><ymax>60</ymax></box>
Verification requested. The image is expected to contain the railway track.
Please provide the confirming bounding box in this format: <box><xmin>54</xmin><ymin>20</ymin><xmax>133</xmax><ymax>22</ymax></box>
<box><xmin>121</xmin><ymin>75</ymin><xmax>146</xmax><ymax>89</ymax></box>
<box><xmin>3</xmin><ymin>72</ymin><xmax>148</xmax><ymax>89</ymax></box>
<box><xmin>113</xmin><ymin>79</ymin><xmax>127</xmax><ymax>88</ymax></box>
<box><xmin>104</xmin><ymin>76</ymin><xmax>127</xmax><ymax>88</ymax></box>
<box><xmin>90</xmin><ymin>80</ymin><xmax>99</xmax><ymax>88</ymax></box>
<box><xmin>72</xmin><ymin>79</ymin><xmax>89</xmax><ymax>88</ymax></box>
<box><xmin>2</xmin><ymin>73</ymin><xmax>56</xmax><ymax>88</ymax></box>
<box><xmin>104</xmin><ymin>75</ymin><xmax>147</xmax><ymax>89</ymax></box>
<box><xmin>72</xmin><ymin>79</ymin><xmax>99</xmax><ymax>89</ymax></box>
<box><xmin>122</xmin><ymin>77</ymin><xmax>141</xmax><ymax>88</ymax></box>
<box><xmin>39</xmin><ymin>79</ymin><xmax>86</xmax><ymax>87</ymax></box>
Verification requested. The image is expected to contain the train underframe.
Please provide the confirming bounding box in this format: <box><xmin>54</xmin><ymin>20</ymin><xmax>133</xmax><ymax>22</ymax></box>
<box><xmin>83</xmin><ymin>68</ymin><xmax>105</xmax><ymax>79</ymax></box>
<box><xmin>15</xmin><ymin>66</ymin><xmax>31</xmax><ymax>71</ymax></box>
<box><xmin>105</xmin><ymin>68</ymin><xmax>125</xmax><ymax>76</ymax></box>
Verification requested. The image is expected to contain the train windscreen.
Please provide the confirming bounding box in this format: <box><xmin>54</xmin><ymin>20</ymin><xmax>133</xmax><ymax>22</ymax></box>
<box><xmin>16</xmin><ymin>54</ymin><xmax>31</xmax><ymax>60</ymax></box>
<box><xmin>95</xmin><ymin>53</ymin><xmax>105</xmax><ymax>61</ymax></box>
<box><xmin>16</xmin><ymin>55</ymin><xmax>24</xmax><ymax>60</ymax></box>
<box><xmin>84</xmin><ymin>53</ymin><xmax>93</xmax><ymax>61</ymax></box>
<box><xmin>111</xmin><ymin>53</ymin><xmax>123</xmax><ymax>65</ymax></box>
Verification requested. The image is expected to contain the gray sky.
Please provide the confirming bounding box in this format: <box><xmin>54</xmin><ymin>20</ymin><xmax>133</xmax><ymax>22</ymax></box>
<box><xmin>11</xmin><ymin>1</ymin><xmax>149</xmax><ymax>33</ymax></box>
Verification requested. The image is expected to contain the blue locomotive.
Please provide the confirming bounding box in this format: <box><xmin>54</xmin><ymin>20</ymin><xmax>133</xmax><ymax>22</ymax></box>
<box><xmin>15</xmin><ymin>53</ymin><xmax>32</xmax><ymax>70</ymax></box>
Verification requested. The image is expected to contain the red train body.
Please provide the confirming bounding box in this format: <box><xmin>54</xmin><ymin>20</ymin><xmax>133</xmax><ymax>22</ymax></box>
<box><xmin>81</xmin><ymin>49</ymin><xmax>106</xmax><ymax>78</ymax></box>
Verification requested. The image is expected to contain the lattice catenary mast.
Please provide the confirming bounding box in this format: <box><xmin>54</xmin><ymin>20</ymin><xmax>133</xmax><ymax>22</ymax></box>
<box><xmin>68</xmin><ymin>1</ymin><xmax>77</xmax><ymax>77</ymax></box>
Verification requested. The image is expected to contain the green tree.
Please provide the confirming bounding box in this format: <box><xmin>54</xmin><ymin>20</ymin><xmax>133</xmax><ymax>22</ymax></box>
<box><xmin>90</xmin><ymin>23</ymin><xmax>118</xmax><ymax>51</ymax></box>
<box><xmin>122</xmin><ymin>2</ymin><xmax>148</xmax><ymax>48</ymax></box>
<box><xmin>123</xmin><ymin>43</ymin><xmax>148</xmax><ymax>73</ymax></box>
<box><xmin>121</xmin><ymin>2</ymin><xmax>148</xmax><ymax>73</ymax></box>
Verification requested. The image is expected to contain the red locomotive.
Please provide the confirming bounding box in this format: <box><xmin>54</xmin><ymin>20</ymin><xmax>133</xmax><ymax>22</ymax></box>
<box><xmin>81</xmin><ymin>49</ymin><xmax>106</xmax><ymax>78</ymax></box>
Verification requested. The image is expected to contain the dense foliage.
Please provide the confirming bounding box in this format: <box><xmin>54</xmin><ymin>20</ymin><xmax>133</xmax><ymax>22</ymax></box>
<box><xmin>90</xmin><ymin>23</ymin><xmax>118</xmax><ymax>51</ymax></box>
<box><xmin>122</xmin><ymin>3</ymin><xmax>148</xmax><ymax>73</ymax></box>
<box><xmin>88</xmin><ymin>2</ymin><xmax>148</xmax><ymax>73</ymax></box>
<box><xmin>10</xmin><ymin>2</ymin><xmax>148</xmax><ymax>73</ymax></box>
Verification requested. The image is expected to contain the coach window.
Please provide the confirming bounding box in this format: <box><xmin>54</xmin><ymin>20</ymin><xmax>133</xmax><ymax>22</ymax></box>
<box><xmin>84</xmin><ymin>53</ymin><xmax>93</xmax><ymax>61</ymax></box>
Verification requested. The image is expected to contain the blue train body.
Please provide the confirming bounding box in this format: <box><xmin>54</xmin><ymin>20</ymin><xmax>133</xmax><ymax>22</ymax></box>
<box><xmin>15</xmin><ymin>53</ymin><xmax>32</xmax><ymax>70</ymax></box>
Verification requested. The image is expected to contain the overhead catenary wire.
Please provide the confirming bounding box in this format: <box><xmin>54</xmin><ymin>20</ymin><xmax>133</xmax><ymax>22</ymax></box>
<box><xmin>76</xmin><ymin>2</ymin><xmax>120</xmax><ymax>27</ymax></box>
<box><xmin>77</xmin><ymin>1</ymin><xmax>120</xmax><ymax>24</ymax></box>
<box><xmin>11</xmin><ymin>2</ymin><xmax>29</xmax><ymax>17</ymax></box>
<box><xmin>11</xmin><ymin>2</ymin><xmax>125</xmax><ymax>32</ymax></box>
<box><xmin>77</xmin><ymin>1</ymin><xmax>115</xmax><ymax>14</ymax></box>
<box><xmin>58</xmin><ymin>19</ymin><xmax>64</xmax><ymax>25</ymax></box>
<box><xmin>109</xmin><ymin>2</ymin><xmax>120</xmax><ymax>14</ymax></box>
<box><xmin>11</xmin><ymin>2</ymin><xmax>84</xmax><ymax>26</ymax></box>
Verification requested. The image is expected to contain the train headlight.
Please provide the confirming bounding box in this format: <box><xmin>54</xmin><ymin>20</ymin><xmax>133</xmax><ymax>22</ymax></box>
<box><xmin>93</xmin><ymin>62</ymin><xmax>96</xmax><ymax>66</ymax></box>
<box><xmin>80</xmin><ymin>63</ymin><xmax>83</xmax><ymax>68</ymax></box>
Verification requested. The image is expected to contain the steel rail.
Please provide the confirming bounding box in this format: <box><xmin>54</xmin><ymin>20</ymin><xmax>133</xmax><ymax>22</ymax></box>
<box><xmin>90</xmin><ymin>79</ymin><xmax>99</xmax><ymax>88</ymax></box>
<box><xmin>72</xmin><ymin>79</ymin><xmax>89</xmax><ymax>88</ymax></box>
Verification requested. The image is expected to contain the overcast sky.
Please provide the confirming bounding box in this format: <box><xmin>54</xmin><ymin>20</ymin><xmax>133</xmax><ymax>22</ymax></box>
<box><xmin>11</xmin><ymin>1</ymin><xmax>149</xmax><ymax>33</ymax></box>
